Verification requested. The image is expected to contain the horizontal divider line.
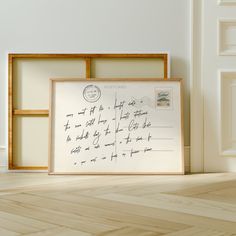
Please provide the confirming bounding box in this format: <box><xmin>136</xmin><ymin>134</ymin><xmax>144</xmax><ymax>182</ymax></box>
<box><xmin>13</xmin><ymin>110</ymin><xmax>49</xmax><ymax>116</ymax></box>
<box><xmin>10</xmin><ymin>166</ymin><xmax>48</xmax><ymax>170</ymax></box>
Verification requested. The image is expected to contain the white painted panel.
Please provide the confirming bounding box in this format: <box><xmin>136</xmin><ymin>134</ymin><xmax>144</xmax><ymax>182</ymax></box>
<box><xmin>219</xmin><ymin>20</ymin><xmax>236</xmax><ymax>55</ymax></box>
<box><xmin>220</xmin><ymin>71</ymin><xmax>236</xmax><ymax>157</ymax></box>
<box><xmin>202</xmin><ymin>0</ymin><xmax>236</xmax><ymax>172</ymax></box>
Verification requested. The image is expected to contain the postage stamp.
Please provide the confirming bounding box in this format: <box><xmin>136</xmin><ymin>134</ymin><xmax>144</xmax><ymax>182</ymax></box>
<box><xmin>155</xmin><ymin>88</ymin><xmax>173</xmax><ymax>109</ymax></box>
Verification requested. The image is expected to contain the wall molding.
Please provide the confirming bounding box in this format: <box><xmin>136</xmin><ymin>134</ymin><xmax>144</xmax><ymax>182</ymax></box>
<box><xmin>218</xmin><ymin>0</ymin><xmax>236</xmax><ymax>5</ymax></box>
<box><xmin>218</xmin><ymin>19</ymin><xmax>236</xmax><ymax>56</ymax></box>
<box><xmin>219</xmin><ymin>70</ymin><xmax>236</xmax><ymax>157</ymax></box>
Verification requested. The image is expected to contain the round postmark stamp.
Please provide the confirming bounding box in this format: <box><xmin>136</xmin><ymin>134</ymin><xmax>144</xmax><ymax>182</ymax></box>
<box><xmin>83</xmin><ymin>85</ymin><xmax>101</xmax><ymax>103</ymax></box>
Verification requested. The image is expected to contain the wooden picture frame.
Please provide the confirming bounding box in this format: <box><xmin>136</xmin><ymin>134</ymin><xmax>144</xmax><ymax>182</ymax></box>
<box><xmin>49</xmin><ymin>78</ymin><xmax>184</xmax><ymax>175</ymax></box>
<box><xmin>9</xmin><ymin>53</ymin><xmax>168</xmax><ymax>170</ymax></box>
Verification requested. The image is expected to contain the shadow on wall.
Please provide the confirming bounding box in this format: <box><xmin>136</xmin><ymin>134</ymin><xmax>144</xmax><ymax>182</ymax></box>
<box><xmin>0</xmin><ymin>55</ymin><xmax>7</xmax><ymax>165</ymax></box>
<box><xmin>170</xmin><ymin>56</ymin><xmax>190</xmax><ymax>147</ymax></box>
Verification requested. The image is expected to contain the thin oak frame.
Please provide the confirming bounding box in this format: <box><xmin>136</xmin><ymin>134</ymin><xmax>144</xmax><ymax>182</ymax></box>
<box><xmin>49</xmin><ymin>78</ymin><xmax>184</xmax><ymax>175</ymax></box>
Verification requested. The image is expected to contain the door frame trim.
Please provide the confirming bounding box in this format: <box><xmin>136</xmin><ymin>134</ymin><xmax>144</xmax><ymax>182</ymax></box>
<box><xmin>190</xmin><ymin>0</ymin><xmax>204</xmax><ymax>172</ymax></box>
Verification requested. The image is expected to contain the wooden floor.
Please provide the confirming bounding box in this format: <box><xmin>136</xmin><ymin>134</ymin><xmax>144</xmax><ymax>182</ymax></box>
<box><xmin>0</xmin><ymin>173</ymin><xmax>236</xmax><ymax>235</ymax></box>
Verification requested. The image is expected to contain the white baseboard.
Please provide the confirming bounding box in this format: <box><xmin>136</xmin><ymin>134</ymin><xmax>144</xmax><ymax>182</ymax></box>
<box><xmin>0</xmin><ymin>166</ymin><xmax>8</xmax><ymax>172</ymax></box>
<box><xmin>0</xmin><ymin>146</ymin><xmax>7</xmax><ymax>171</ymax></box>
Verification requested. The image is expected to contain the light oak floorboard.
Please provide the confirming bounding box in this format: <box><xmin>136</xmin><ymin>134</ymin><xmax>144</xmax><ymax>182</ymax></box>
<box><xmin>0</xmin><ymin>193</ymin><xmax>183</xmax><ymax>234</ymax></box>
<box><xmin>96</xmin><ymin>226</ymin><xmax>162</xmax><ymax>236</ymax></box>
<box><xmin>164</xmin><ymin>226</ymin><xmax>235</xmax><ymax>236</ymax></box>
<box><xmin>0</xmin><ymin>227</ymin><xmax>20</xmax><ymax>236</ymax></box>
<box><xmin>0</xmin><ymin>173</ymin><xmax>236</xmax><ymax>235</ymax></box>
<box><xmin>23</xmin><ymin>226</ymin><xmax>91</xmax><ymax>236</ymax></box>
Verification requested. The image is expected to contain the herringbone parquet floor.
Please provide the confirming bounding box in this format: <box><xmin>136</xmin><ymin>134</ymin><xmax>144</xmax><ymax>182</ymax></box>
<box><xmin>0</xmin><ymin>173</ymin><xmax>236</xmax><ymax>235</ymax></box>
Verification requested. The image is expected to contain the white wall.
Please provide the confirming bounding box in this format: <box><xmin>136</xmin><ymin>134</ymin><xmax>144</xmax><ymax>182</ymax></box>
<box><xmin>0</xmin><ymin>0</ymin><xmax>190</xmax><ymax>168</ymax></box>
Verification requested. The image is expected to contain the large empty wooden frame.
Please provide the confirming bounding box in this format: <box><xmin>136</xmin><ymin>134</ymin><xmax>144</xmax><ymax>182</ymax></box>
<box><xmin>9</xmin><ymin>53</ymin><xmax>168</xmax><ymax>170</ymax></box>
